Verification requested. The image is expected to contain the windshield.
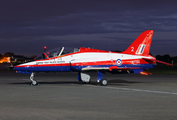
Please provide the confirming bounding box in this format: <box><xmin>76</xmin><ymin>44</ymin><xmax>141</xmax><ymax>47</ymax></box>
<box><xmin>34</xmin><ymin>53</ymin><xmax>47</xmax><ymax>60</ymax></box>
<box><xmin>45</xmin><ymin>47</ymin><xmax>64</xmax><ymax>58</ymax></box>
<box><xmin>35</xmin><ymin>47</ymin><xmax>80</xmax><ymax>60</ymax></box>
<box><xmin>35</xmin><ymin>47</ymin><xmax>64</xmax><ymax>60</ymax></box>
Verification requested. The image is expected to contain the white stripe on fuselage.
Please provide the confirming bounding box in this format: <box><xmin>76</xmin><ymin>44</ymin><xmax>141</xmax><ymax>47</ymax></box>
<box><xmin>17</xmin><ymin>52</ymin><xmax>153</xmax><ymax>66</ymax></box>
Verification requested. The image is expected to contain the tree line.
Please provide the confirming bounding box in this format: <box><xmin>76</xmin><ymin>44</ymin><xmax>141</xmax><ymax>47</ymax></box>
<box><xmin>0</xmin><ymin>52</ymin><xmax>36</xmax><ymax>59</ymax></box>
<box><xmin>156</xmin><ymin>54</ymin><xmax>177</xmax><ymax>66</ymax></box>
<box><xmin>0</xmin><ymin>52</ymin><xmax>15</xmax><ymax>59</ymax></box>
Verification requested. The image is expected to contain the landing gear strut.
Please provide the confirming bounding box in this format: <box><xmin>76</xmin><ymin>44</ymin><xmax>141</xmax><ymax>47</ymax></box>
<box><xmin>97</xmin><ymin>71</ymin><xmax>108</xmax><ymax>86</ymax></box>
<box><xmin>78</xmin><ymin>71</ymin><xmax>108</xmax><ymax>86</ymax></box>
<box><xmin>30</xmin><ymin>72</ymin><xmax>38</xmax><ymax>85</ymax></box>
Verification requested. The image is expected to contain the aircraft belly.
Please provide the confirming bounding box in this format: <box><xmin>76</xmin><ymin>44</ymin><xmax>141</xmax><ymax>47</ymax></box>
<box><xmin>15</xmin><ymin>66</ymin><xmax>72</xmax><ymax>72</ymax></box>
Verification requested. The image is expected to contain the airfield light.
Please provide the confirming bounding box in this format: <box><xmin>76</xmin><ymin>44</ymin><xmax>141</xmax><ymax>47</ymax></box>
<box><xmin>0</xmin><ymin>57</ymin><xmax>11</xmax><ymax>63</ymax></box>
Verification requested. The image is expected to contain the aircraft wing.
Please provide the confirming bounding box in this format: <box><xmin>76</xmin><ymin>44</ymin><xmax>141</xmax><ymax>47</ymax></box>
<box><xmin>142</xmin><ymin>58</ymin><xmax>172</xmax><ymax>65</ymax></box>
<box><xmin>81</xmin><ymin>67</ymin><xmax>109</xmax><ymax>71</ymax></box>
<box><xmin>81</xmin><ymin>66</ymin><xmax>141</xmax><ymax>71</ymax></box>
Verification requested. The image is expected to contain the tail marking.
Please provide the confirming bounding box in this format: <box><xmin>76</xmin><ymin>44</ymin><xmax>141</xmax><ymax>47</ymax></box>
<box><xmin>136</xmin><ymin>44</ymin><xmax>146</xmax><ymax>55</ymax></box>
<box><xmin>123</xmin><ymin>30</ymin><xmax>154</xmax><ymax>56</ymax></box>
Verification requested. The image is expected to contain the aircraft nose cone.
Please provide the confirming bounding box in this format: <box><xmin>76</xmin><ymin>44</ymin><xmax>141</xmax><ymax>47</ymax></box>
<box><xmin>14</xmin><ymin>65</ymin><xmax>28</xmax><ymax>71</ymax></box>
<box><xmin>14</xmin><ymin>65</ymin><xmax>32</xmax><ymax>74</ymax></box>
<box><xmin>14</xmin><ymin>66</ymin><xmax>23</xmax><ymax>71</ymax></box>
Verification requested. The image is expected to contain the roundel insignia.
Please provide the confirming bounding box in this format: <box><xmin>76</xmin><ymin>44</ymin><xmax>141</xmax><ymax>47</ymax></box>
<box><xmin>116</xmin><ymin>59</ymin><xmax>122</xmax><ymax>66</ymax></box>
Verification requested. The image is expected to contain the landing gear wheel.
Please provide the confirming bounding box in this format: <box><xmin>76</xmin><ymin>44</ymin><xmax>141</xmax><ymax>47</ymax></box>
<box><xmin>32</xmin><ymin>80</ymin><xmax>37</xmax><ymax>85</ymax></box>
<box><xmin>100</xmin><ymin>79</ymin><xmax>108</xmax><ymax>86</ymax></box>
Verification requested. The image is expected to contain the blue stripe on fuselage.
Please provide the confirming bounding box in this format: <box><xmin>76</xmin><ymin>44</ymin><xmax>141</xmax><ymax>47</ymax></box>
<box><xmin>14</xmin><ymin>66</ymin><xmax>72</xmax><ymax>72</ymax></box>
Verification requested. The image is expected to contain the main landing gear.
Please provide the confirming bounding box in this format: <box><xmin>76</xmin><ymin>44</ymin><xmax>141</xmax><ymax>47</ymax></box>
<box><xmin>100</xmin><ymin>79</ymin><xmax>108</xmax><ymax>86</ymax></box>
<box><xmin>30</xmin><ymin>72</ymin><xmax>38</xmax><ymax>85</ymax></box>
<box><xmin>78</xmin><ymin>71</ymin><xmax>108</xmax><ymax>86</ymax></box>
<box><xmin>29</xmin><ymin>71</ymin><xmax>108</xmax><ymax>86</ymax></box>
<box><xmin>97</xmin><ymin>71</ymin><xmax>108</xmax><ymax>86</ymax></box>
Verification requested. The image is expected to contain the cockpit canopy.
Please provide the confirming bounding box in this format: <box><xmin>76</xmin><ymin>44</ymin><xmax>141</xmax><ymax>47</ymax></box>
<box><xmin>35</xmin><ymin>47</ymin><xmax>80</xmax><ymax>60</ymax></box>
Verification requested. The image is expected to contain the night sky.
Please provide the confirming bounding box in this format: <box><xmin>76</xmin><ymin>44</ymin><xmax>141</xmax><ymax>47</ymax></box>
<box><xmin>0</xmin><ymin>0</ymin><xmax>177</xmax><ymax>57</ymax></box>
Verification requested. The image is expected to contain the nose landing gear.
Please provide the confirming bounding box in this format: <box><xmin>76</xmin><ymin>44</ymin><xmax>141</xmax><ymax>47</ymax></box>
<box><xmin>30</xmin><ymin>72</ymin><xmax>38</xmax><ymax>85</ymax></box>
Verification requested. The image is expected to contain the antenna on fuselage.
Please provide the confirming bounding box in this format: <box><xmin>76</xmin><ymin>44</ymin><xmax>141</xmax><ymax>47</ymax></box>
<box><xmin>44</xmin><ymin>46</ymin><xmax>47</xmax><ymax>52</ymax></box>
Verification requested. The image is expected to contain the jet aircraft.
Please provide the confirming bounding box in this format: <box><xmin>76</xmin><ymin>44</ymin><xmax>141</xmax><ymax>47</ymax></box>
<box><xmin>14</xmin><ymin>30</ymin><xmax>172</xmax><ymax>86</ymax></box>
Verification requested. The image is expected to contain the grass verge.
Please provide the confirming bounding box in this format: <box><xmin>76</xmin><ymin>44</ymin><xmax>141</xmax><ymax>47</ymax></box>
<box><xmin>148</xmin><ymin>66</ymin><xmax>177</xmax><ymax>75</ymax></box>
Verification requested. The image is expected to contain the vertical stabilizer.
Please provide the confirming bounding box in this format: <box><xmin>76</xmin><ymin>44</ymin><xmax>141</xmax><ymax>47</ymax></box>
<box><xmin>123</xmin><ymin>30</ymin><xmax>153</xmax><ymax>55</ymax></box>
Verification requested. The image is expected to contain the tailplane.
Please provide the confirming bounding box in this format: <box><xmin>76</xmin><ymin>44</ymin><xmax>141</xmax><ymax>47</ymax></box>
<box><xmin>123</xmin><ymin>30</ymin><xmax>154</xmax><ymax>55</ymax></box>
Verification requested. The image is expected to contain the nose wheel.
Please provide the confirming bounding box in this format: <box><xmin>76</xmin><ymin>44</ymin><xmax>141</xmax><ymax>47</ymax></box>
<box><xmin>32</xmin><ymin>80</ymin><xmax>37</xmax><ymax>85</ymax></box>
<box><xmin>30</xmin><ymin>72</ymin><xmax>38</xmax><ymax>85</ymax></box>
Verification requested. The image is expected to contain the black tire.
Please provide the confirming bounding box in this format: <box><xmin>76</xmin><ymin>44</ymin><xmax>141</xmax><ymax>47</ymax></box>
<box><xmin>32</xmin><ymin>80</ymin><xmax>37</xmax><ymax>86</ymax></box>
<box><xmin>100</xmin><ymin>79</ymin><xmax>108</xmax><ymax>86</ymax></box>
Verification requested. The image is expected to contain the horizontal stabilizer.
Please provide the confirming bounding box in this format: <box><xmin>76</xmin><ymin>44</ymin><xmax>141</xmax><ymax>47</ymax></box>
<box><xmin>155</xmin><ymin>59</ymin><xmax>172</xmax><ymax>65</ymax></box>
<box><xmin>143</xmin><ymin>58</ymin><xmax>172</xmax><ymax>65</ymax></box>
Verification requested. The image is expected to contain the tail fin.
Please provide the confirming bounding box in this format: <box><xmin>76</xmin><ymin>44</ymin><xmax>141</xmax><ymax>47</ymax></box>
<box><xmin>123</xmin><ymin>30</ymin><xmax>154</xmax><ymax>55</ymax></box>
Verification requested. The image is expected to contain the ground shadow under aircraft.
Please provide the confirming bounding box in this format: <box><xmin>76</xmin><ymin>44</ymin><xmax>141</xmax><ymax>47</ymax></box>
<box><xmin>11</xmin><ymin>78</ymin><xmax>142</xmax><ymax>86</ymax></box>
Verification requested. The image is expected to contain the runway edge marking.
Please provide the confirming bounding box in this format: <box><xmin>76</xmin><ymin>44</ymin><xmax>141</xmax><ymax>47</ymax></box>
<box><xmin>84</xmin><ymin>85</ymin><xmax>177</xmax><ymax>95</ymax></box>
